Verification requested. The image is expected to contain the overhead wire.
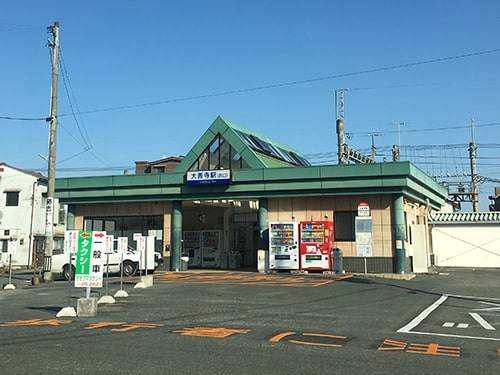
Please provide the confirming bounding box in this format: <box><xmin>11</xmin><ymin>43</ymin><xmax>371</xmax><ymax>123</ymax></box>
<box><xmin>0</xmin><ymin>115</ymin><xmax>46</xmax><ymax>121</ymax></box>
<box><xmin>305</xmin><ymin>143</ymin><xmax>500</xmax><ymax>179</ymax></box>
<box><xmin>58</xmin><ymin>50</ymin><xmax>92</xmax><ymax>150</ymax></box>
<box><xmin>3</xmin><ymin>47</ymin><xmax>500</xmax><ymax>120</ymax></box>
<box><xmin>45</xmin><ymin>42</ymin><xmax>109</xmax><ymax>168</ymax></box>
<box><xmin>345</xmin><ymin>122</ymin><xmax>500</xmax><ymax>137</ymax></box>
<box><xmin>0</xmin><ymin>23</ymin><xmax>45</xmax><ymax>32</ymax></box>
<box><xmin>55</xmin><ymin>47</ymin><xmax>500</xmax><ymax>117</ymax></box>
<box><xmin>2</xmin><ymin>37</ymin><xmax>499</xmax><ymax>182</ymax></box>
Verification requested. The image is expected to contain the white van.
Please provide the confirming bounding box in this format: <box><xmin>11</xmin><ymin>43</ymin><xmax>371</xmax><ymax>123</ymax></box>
<box><xmin>51</xmin><ymin>246</ymin><xmax>163</xmax><ymax>280</ymax></box>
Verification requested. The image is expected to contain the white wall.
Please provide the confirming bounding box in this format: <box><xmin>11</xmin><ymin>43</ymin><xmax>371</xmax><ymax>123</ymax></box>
<box><xmin>431</xmin><ymin>224</ymin><xmax>500</xmax><ymax>268</ymax></box>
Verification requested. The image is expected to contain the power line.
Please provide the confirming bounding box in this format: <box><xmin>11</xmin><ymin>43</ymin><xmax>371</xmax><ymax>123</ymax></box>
<box><xmin>305</xmin><ymin>143</ymin><xmax>500</xmax><ymax>158</ymax></box>
<box><xmin>3</xmin><ymin>47</ymin><xmax>500</xmax><ymax>121</ymax></box>
<box><xmin>32</xmin><ymin>165</ymin><xmax>135</xmax><ymax>173</ymax></box>
<box><xmin>59</xmin><ymin>50</ymin><xmax>93</xmax><ymax>150</ymax></box>
<box><xmin>345</xmin><ymin>122</ymin><xmax>500</xmax><ymax>137</ymax></box>
<box><xmin>56</xmin><ymin>47</ymin><xmax>500</xmax><ymax>117</ymax></box>
<box><xmin>0</xmin><ymin>115</ymin><xmax>46</xmax><ymax>121</ymax></box>
<box><xmin>0</xmin><ymin>23</ymin><xmax>45</xmax><ymax>32</ymax></box>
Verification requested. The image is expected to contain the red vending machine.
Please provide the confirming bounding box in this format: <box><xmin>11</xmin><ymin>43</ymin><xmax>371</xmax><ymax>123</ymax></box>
<box><xmin>299</xmin><ymin>221</ymin><xmax>334</xmax><ymax>271</ymax></box>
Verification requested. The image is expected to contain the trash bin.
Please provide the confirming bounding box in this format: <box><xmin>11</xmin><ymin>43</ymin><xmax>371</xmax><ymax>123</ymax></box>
<box><xmin>180</xmin><ymin>256</ymin><xmax>189</xmax><ymax>271</ymax></box>
<box><xmin>228</xmin><ymin>252</ymin><xmax>242</xmax><ymax>269</ymax></box>
<box><xmin>257</xmin><ymin>250</ymin><xmax>269</xmax><ymax>273</ymax></box>
<box><xmin>331</xmin><ymin>248</ymin><xmax>343</xmax><ymax>274</ymax></box>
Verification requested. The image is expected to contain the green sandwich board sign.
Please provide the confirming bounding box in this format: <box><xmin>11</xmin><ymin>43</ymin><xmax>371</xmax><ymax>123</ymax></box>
<box><xmin>74</xmin><ymin>231</ymin><xmax>105</xmax><ymax>288</ymax></box>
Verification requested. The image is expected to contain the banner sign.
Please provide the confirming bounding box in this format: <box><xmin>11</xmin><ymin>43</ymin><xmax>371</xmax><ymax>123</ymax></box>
<box><xmin>64</xmin><ymin>230</ymin><xmax>79</xmax><ymax>254</ymax></box>
<box><xmin>7</xmin><ymin>240</ymin><xmax>17</xmax><ymax>255</ymax></box>
<box><xmin>45</xmin><ymin>197</ymin><xmax>54</xmax><ymax>236</ymax></box>
<box><xmin>118</xmin><ymin>237</ymin><xmax>128</xmax><ymax>254</ymax></box>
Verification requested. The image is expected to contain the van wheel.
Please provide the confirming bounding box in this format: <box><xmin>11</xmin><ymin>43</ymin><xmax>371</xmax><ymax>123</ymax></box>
<box><xmin>63</xmin><ymin>264</ymin><xmax>76</xmax><ymax>281</ymax></box>
<box><xmin>122</xmin><ymin>260</ymin><xmax>138</xmax><ymax>277</ymax></box>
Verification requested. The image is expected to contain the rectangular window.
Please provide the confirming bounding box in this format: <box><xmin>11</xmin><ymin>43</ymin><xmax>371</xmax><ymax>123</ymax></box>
<box><xmin>334</xmin><ymin>211</ymin><xmax>357</xmax><ymax>241</ymax></box>
<box><xmin>198</xmin><ymin>150</ymin><xmax>209</xmax><ymax>170</ymax></box>
<box><xmin>5</xmin><ymin>191</ymin><xmax>19</xmax><ymax>206</ymax></box>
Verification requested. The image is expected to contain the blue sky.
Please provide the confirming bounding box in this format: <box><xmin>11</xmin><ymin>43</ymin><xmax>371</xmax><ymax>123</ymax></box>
<box><xmin>1</xmin><ymin>0</ymin><xmax>499</xmax><ymax>210</ymax></box>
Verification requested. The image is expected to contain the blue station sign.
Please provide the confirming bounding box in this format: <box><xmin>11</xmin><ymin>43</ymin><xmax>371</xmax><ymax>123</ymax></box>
<box><xmin>186</xmin><ymin>170</ymin><xmax>231</xmax><ymax>185</ymax></box>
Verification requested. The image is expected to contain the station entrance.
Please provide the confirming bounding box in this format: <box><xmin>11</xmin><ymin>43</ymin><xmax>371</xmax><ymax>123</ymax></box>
<box><xmin>181</xmin><ymin>199</ymin><xmax>260</xmax><ymax>270</ymax></box>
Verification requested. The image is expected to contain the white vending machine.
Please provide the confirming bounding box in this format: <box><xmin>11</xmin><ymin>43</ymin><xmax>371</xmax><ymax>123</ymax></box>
<box><xmin>269</xmin><ymin>222</ymin><xmax>299</xmax><ymax>270</ymax></box>
<box><xmin>201</xmin><ymin>230</ymin><xmax>222</xmax><ymax>268</ymax></box>
<box><xmin>183</xmin><ymin>231</ymin><xmax>202</xmax><ymax>268</ymax></box>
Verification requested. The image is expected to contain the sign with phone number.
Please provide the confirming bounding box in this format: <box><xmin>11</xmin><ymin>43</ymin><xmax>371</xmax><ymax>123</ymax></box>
<box><xmin>74</xmin><ymin>231</ymin><xmax>105</xmax><ymax>288</ymax></box>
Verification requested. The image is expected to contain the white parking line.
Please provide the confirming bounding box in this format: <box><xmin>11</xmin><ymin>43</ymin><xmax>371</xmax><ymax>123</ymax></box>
<box><xmin>397</xmin><ymin>294</ymin><xmax>500</xmax><ymax>342</ymax></box>
<box><xmin>397</xmin><ymin>295</ymin><xmax>448</xmax><ymax>333</ymax></box>
<box><xmin>469</xmin><ymin>313</ymin><xmax>495</xmax><ymax>330</ymax></box>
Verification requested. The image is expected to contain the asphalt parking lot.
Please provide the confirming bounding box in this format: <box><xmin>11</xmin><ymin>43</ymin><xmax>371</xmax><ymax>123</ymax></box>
<box><xmin>1</xmin><ymin>267</ymin><xmax>500</xmax><ymax>374</ymax></box>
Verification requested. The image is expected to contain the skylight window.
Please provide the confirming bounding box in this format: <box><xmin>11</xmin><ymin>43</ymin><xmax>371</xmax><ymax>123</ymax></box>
<box><xmin>233</xmin><ymin>128</ymin><xmax>311</xmax><ymax>166</ymax></box>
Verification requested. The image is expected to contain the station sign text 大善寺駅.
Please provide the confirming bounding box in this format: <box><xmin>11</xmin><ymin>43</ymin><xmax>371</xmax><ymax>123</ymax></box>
<box><xmin>186</xmin><ymin>170</ymin><xmax>231</xmax><ymax>185</ymax></box>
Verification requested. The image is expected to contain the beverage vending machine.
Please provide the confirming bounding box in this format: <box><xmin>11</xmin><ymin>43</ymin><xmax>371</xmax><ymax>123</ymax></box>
<box><xmin>269</xmin><ymin>222</ymin><xmax>299</xmax><ymax>270</ymax></box>
<box><xmin>299</xmin><ymin>221</ymin><xmax>334</xmax><ymax>271</ymax></box>
<box><xmin>183</xmin><ymin>231</ymin><xmax>201</xmax><ymax>268</ymax></box>
<box><xmin>201</xmin><ymin>230</ymin><xmax>222</xmax><ymax>268</ymax></box>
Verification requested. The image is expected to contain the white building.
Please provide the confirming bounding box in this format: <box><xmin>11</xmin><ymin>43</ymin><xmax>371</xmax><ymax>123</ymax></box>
<box><xmin>0</xmin><ymin>163</ymin><xmax>66</xmax><ymax>268</ymax></box>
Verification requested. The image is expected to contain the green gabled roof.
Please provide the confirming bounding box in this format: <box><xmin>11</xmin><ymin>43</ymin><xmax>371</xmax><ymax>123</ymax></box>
<box><xmin>174</xmin><ymin>116</ymin><xmax>310</xmax><ymax>173</ymax></box>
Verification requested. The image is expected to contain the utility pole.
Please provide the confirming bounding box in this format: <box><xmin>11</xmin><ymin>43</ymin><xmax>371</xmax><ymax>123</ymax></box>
<box><xmin>392</xmin><ymin>144</ymin><xmax>400</xmax><ymax>162</ymax></box>
<box><xmin>43</xmin><ymin>21</ymin><xmax>60</xmax><ymax>282</ymax></box>
<box><xmin>369</xmin><ymin>133</ymin><xmax>380</xmax><ymax>161</ymax></box>
<box><xmin>335</xmin><ymin>88</ymin><xmax>350</xmax><ymax>121</ymax></box>
<box><xmin>335</xmin><ymin>89</ymin><xmax>374</xmax><ymax>164</ymax></box>
<box><xmin>469</xmin><ymin>118</ymin><xmax>479</xmax><ymax>212</ymax></box>
<box><xmin>393</xmin><ymin>121</ymin><xmax>406</xmax><ymax>147</ymax></box>
<box><xmin>335</xmin><ymin>89</ymin><xmax>349</xmax><ymax>164</ymax></box>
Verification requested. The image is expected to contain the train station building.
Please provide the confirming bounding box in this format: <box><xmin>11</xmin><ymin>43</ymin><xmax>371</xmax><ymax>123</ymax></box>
<box><xmin>55</xmin><ymin>116</ymin><xmax>448</xmax><ymax>274</ymax></box>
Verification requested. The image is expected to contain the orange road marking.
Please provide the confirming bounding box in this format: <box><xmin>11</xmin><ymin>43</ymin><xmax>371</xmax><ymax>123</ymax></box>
<box><xmin>270</xmin><ymin>332</ymin><xmax>346</xmax><ymax>347</ymax></box>
<box><xmin>173</xmin><ymin>326</ymin><xmax>250</xmax><ymax>338</ymax></box>
<box><xmin>112</xmin><ymin>323</ymin><xmax>164</xmax><ymax>332</ymax></box>
<box><xmin>85</xmin><ymin>321</ymin><xmax>164</xmax><ymax>331</ymax></box>
<box><xmin>84</xmin><ymin>322</ymin><xmax>127</xmax><ymax>330</ymax></box>
<box><xmin>302</xmin><ymin>333</ymin><xmax>347</xmax><ymax>339</ymax></box>
<box><xmin>406</xmin><ymin>343</ymin><xmax>460</xmax><ymax>357</ymax></box>
<box><xmin>378</xmin><ymin>339</ymin><xmax>407</xmax><ymax>351</ymax></box>
<box><xmin>149</xmin><ymin>272</ymin><xmax>350</xmax><ymax>287</ymax></box>
<box><xmin>269</xmin><ymin>332</ymin><xmax>296</xmax><ymax>342</ymax></box>
<box><xmin>288</xmin><ymin>340</ymin><xmax>343</xmax><ymax>348</ymax></box>
<box><xmin>335</xmin><ymin>275</ymin><xmax>353</xmax><ymax>281</ymax></box>
<box><xmin>0</xmin><ymin>319</ymin><xmax>72</xmax><ymax>326</ymax></box>
<box><xmin>293</xmin><ymin>332</ymin><xmax>346</xmax><ymax>347</ymax></box>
